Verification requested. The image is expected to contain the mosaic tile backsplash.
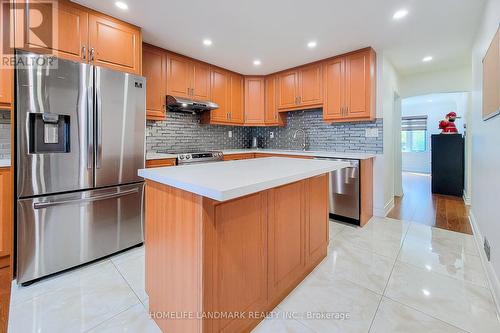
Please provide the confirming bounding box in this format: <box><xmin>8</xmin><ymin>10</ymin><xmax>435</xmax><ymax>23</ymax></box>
<box><xmin>146</xmin><ymin>109</ymin><xmax>383</xmax><ymax>154</ymax></box>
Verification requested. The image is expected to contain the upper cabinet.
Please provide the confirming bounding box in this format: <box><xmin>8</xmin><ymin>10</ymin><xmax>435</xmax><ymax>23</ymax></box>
<box><xmin>229</xmin><ymin>73</ymin><xmax>245</xmax><ymax>124</ymax></box>
<box><xmin>277</xmin><ymin>70</ymin><xmax>298</xmax><ymax>110</ymax></box>
<box><xmin>323</xmin><ymin>48</ymin><xmax>376</xmax><ymax>122</ymax></box>
<box><xmin>15</xmin><ymin>0</ymin><xmax>141</xmax><ymax>74</ymax></box>
<box><xmin>264</xmin><ymin>75</ymin><xmax>285</xmax><ymax>126</ymax></box>
<box><xmin>277</xmin><ymin>63</ymin><xmax>322</xmax><ymax>111</ymax></box>
<box><xmin>244</xmin><ymin>77</ymin><xmax>265</xmax><ymax>125</ymax></box>
<box><xmin>166</xmin><ymin>53</ymin><xmax>211</xmax><ymax>100</ymax></box>
<box><xmin>208</xmin><ymin>67</ymin><xmax>231</xmax><ymax>123</ymax></box>
<box><xmin>142</xmin><ymin>44</ymin><xmax>166</xmax><ymax>120</ymax></box>
<box><xmin>88</xmin><ymin>14</ymin><xmax>141</xmax><ymax>74</ymax></box>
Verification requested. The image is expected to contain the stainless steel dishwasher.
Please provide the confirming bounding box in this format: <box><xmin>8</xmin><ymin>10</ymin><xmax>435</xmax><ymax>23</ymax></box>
<box><xmin>314</xmin><ymin>158</ymin><xmax>360</xmax><ymax>225</ymax></box>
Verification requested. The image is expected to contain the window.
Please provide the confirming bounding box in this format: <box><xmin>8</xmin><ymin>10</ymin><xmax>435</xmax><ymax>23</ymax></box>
<box><xmin>401</xmin><ymin>116</ymin><xmax>427</xmax><ymax>153</ymax></box>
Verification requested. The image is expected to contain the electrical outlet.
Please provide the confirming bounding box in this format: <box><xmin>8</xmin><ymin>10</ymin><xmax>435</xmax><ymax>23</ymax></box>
<box><xmin>365</xmin><ymin>128</ymin><xmax>379</xmax><ymax>138</ymax></box>
<box><xmin>484</xmin><ymin>237</ymin><xmax>491</xmax><ymax>261</ymax></box>
<box><xmin>270</xmin><ymin>132</ymin><xmax>274</xmax><ymax>139</ymax></box>
<box><xmin>228</xmin><ymin>130</ymin><xmax>232</xmax><ymax>138</ymax></box>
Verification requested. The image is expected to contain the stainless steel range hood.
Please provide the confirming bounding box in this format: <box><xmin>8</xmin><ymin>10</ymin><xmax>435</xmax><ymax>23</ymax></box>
<box><xmin>166</xmin><ymin>95</ymin><xmax>219</xmax><ymax>113</ymax></box>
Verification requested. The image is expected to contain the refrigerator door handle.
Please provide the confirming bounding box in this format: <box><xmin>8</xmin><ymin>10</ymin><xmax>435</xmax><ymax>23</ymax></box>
<box><xmin>33</xmin><ymin>187</ymin><xmax>139</xmax><ymax>209</ymax></box>
<box><xmin>95</xmin><ymin>68</ymin><xmax>103</xmax><ymax>169</ymax></box>
<box><xmin>87</xmin><ymin>84</ymin><xmax>94</xmax><ymax>170</ymax></box>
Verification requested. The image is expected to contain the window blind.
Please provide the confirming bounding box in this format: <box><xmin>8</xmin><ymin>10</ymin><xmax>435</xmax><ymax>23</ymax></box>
<box><xmin>402</xmin><ymin>116</ymin><xmax>427</xmax><ymax>131</ymax></box>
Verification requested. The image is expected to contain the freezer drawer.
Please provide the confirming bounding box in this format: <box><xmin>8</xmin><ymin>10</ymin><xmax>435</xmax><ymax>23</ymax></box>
<box><xmin>17</xmin><ymin>183</ymin><xmax>144</xmax><ymax>284</ymax></box>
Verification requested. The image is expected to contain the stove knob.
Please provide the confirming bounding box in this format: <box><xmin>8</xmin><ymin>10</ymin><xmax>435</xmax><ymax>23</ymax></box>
<box><xmin>186</xmin><ymin>155</ymin><xmax>191</xmax><ymax>159</ymax></box>
<box><xmin>179</xmin><ymin>155</ymin><xmax>185</xmax><ymax>160</ymax></box>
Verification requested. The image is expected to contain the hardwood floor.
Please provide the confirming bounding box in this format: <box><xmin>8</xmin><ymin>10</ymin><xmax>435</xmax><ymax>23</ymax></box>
<box><xmin>388</xmin><ymin>172</ymin><xmax>472</xmax><ymax>234</ymax></box>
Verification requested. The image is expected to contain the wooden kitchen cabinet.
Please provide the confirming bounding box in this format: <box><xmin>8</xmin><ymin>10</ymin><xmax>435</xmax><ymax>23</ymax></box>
<box><xmin>15</xmin><ymin>0</ymin><xmax>89</xmax><ymax>63</ymax></box>
<box><xmin>146</xmin><ymin>158</ymin><xmax>176</xmax><ymax>168</ymax></box>
<box><xmin>142</xmin><ymin>44</ymin><xmax>167</xmax><ymax>120</ymax></box>
<box><xmin>323</xmin><ymin>57</ymin><xmax>345</xmax><ymax>120</ymax></box>
<box><xmin>88</xmin><ymin>13</ymin><xmax>142</xmax><ymax>74</ymax></box>
<box><xmin>264</xmin><ymin>75</ymin><xmax>285</xmax><ymax>126</ymax></box>
<box><xmin>208</xmin><ymin>67</ymin><xmax>231</xmax><ymax>123</ymax></box>
<box><xmin>15</xmin><ymin>0</ymin><xmax>142</xmax><ymax>74</ymax></box>
<box><xmin>277</xmin><ymin>70</ymin><xmax>298</xmax><ymax>110</ymax></box>
<box><xmin>276</xmin><ymin>63</ymin><xmax>322</xmax><ymax>111</ymax></box>
<box><xmin>298</xmin><ymin>63</ymin><xmax>323</xmax><ymax>107</ymax></box>
<box><xmin>0</xmin><ymin>167</ymin><xmax>12</xmax><ymax>261</ymax></box>
<box><xmin>267</xmin><ymin>180</ymin><xmax>306</xmax><ymax>302</ymax></box>
<box><xmin>166</xmin><ymin>53</ymin><xmax>211</xmax><ymax>100</ymax></box>
<box><xmin>192</xmin><ymin>61</ymin><xmax>211</xmax><ymax>101</ymax></box>
<box><xmin>166</xmin><ymin>53</ymin><xmax>192</xmax><ymax>98</ymax></box>
<box><xmin>244</xmin><ymin>77</ymin><xmax>265</xmax><ymax>125</ymax></box>
<box><xmin>145</xmin><ymin>173</ymin><xmax>329</xmax><ymax>333</ymax></box>
<box><xmin>229</xmin><ymin>72</ymin><xmax>244</xmax><ymax>123</ymax></box>
<box><xmin>223</xmin><ymin>153</ymin><xmax>255</xmax><ymax>161</ymax></box>
<box><xmin>323</xmin><ymin>48</ymin><xmax>376</xmax><ymax>122</ymax></box>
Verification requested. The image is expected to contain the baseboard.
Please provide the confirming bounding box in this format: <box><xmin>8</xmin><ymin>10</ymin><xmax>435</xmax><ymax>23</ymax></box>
<box><xmin>463</xmin><ymin>190</ymin><xmax>471</xmax><ymax>205</ymax></box>
<box><xmin>469</xmin><ymin>210</ymin><xmax>500</xmax><ymax>315</ymax></box>
<box><xmin>374</xmin><ymin>197</ymin><xmax>395</xmax><ymax>217</ymax></box>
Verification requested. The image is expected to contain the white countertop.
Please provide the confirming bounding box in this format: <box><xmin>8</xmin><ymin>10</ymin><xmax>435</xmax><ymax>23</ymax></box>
<box><xmin>138</xmin><ymin>157</ymin><xmax>349</xmax><ymax>201</ymax></box>
<box><xmin>146</xmin><ymin>149</ymin><xmax>377</xmax><ymax>161</ymax></box>
<box><xmin>0</xmin><ymin>159</ymin><xmax>10</xmax><ymax>167</ymax></box>
<box><xmin>222</xmin><ymin>149</ymin><xmax>377</xmax><ymax>160</ymax></box>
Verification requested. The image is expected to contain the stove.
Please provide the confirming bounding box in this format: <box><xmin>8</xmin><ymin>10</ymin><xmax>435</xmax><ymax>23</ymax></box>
<box><xmin>158</xmin><ymin>150</ymin><xmax>224</xmax><ymax>165</ymax></box>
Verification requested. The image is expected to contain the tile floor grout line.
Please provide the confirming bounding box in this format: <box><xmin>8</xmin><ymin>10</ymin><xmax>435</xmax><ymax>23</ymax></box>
<box><xmin>382</xmin><ymin>294</ymin><xmax>472</xmax><ymax>333</ymax></box>
<box><xmin>367</xmin><ymin>221</ymin><xmax>408</xmax><ymax>332</ymax></box>
<box><xmin>109</xmin><ymin>256</ymin><xmax>146</xmax><ymax>305</ymax></box>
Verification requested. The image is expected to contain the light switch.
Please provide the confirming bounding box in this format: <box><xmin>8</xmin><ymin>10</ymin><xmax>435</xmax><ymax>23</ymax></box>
<box><xmin>270</xmin><ymin>132</ymin><xmax>274</xmax><ymax>139</ymax></box>
<box><xmin>228</xmin><ymin>130</ymin><xmax>232</xmax><ymax>138</ymax></box>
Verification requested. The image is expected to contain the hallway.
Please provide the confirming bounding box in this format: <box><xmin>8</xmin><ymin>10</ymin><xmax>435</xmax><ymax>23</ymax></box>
<box><xmin>388</xmin><ymin>172</ymin><xmax>472</xmax><ymax>234</ymax></box>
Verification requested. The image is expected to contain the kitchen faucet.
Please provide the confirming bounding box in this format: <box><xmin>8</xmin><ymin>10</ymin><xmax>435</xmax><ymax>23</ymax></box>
<box><xmin>292</xmin><ymin>129</ymin><xmax>307</xmax><ymax>151</ymax></box>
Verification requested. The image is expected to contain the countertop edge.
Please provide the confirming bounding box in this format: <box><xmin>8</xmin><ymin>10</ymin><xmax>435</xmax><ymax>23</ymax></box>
<box><xmin>139</xmin><ymin>159</ymin><xmax>349</xmax><ymax>201</ymax></box>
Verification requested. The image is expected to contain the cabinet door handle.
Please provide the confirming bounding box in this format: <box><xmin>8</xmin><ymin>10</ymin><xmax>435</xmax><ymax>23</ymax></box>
<box><xmin>90</xmin><ymin>48</ymin><xmax>95</xmax><ymax>62</ymax></box>
<box><xmin>82</xmin><ymin>45</ymin><xmax>86</xmax><ymax>60</ymax></box>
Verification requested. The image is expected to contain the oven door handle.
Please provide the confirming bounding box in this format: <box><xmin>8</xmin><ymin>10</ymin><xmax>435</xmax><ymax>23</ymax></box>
<box><xmin>33</xmin><ymin>188</ymin><xmax>139</xmax><ymax>209</ymax></box>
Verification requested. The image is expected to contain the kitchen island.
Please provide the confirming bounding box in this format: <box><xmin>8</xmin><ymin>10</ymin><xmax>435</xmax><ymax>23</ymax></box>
<box><xmin>138</xmin><ymin>157</ymin><xmax>349</xmax><ymax>333</ymax></box>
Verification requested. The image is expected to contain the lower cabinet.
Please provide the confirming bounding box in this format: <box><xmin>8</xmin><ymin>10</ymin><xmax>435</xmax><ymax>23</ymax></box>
<box><xmin>222</xmin><ymin>153</ymin><xmax>255</xmax><ymax>161</ymax></box>
<box><xmin>145</xmin><ymin>159</ymin><xmax>176</xmax><ymax>168</ymax></box>
<box><xmin>145</xmin><ymin>174</ymin><xmax>329</xmax><ymax>333</ymax></box>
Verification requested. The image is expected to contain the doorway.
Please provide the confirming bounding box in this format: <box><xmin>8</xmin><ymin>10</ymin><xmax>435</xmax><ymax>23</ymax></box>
<box><xmin>389</xmin><ymin>92</ymin><xmax>471</xmax><ymax>234</ymax></box>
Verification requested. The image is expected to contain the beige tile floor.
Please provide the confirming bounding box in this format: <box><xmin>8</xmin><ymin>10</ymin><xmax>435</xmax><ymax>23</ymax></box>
<box><xmin>8</xmin><ymin>217</ymin><xmax>500</xmax><ymax>333</ymax></box>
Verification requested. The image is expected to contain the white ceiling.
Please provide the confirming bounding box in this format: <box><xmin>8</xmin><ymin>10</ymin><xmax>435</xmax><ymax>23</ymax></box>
<box><xmin>73</xmin><ymin>0</ymin><xmax>485</xmax><ymax>75</ymax></box>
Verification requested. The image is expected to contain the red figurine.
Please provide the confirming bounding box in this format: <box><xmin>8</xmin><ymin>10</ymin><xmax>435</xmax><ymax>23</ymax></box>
<box><xmin>439</xmin><ymin>112</ymin><xmax>460</xmax><ymax>134</ymax></box>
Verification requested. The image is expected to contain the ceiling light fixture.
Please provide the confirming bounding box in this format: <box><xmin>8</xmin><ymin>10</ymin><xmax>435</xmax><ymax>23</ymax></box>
<box><xmin>115</xmin><ymin>1</ymin><xmax>128</xmax><ymax>10</ymax></box>
<box><xmin>307</xmin><ymin>41</ymin><xmax>317</xmax><ymax>49</ymax></box>
<box><xmin>422</xmin><ymin>56</ymin><xmax>433</xmax><ymax>62</ymax></box>
<box><xmin>393</xmin><ymin>9</ymin><xmax>408</xmax><ymax>20</ymax></box>
<box><xmin>203</xmin><ymin>39</ymin><xmax>212</xmax><ymax>46</ymax></box>
<box><xmin>253</xmin><ymin>59</ymin><xmax>261</xmax><ymax>66</ymax></box>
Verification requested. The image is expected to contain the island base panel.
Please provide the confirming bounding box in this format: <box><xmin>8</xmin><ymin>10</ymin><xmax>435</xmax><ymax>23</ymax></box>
<box><xmin>144</xmin><ymin>174</ymin><xmax>329</xmax><ymax>333</ymax></box>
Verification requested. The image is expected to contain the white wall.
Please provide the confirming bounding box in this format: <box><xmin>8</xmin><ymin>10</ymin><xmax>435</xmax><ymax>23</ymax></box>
<box><xmin>470</xmin><ymin>0</ymin><xmax>500</xmax><ymax>308</ymax></box>
<box><xmin>401</xmin><ymin>93</ymin><xmax>468</xmax><ymax>174</ymax></box>
<box><xmin>400</xmin><ymin>66</ymin><xmax>472</xmax><ymax>98</ymax></box>
<box><xmin>372</xmin><ymin>52</ymin><xmax>400</xmax><ymax>216</ymax></box>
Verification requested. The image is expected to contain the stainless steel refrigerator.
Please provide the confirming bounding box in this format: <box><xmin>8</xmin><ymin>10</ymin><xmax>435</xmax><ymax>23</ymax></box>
<box><xmin>16</xmin><ymin>51</ymin><xmax>146</xmax><ymax>284</ymax></box>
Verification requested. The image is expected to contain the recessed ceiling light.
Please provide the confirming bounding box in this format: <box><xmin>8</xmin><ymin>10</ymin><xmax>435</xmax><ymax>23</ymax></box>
<box><xmin>115</xmin><ymin>1</ymin><xmax>128</xmax><ymax>10</ymax></box>
<box><xmin>253</xmin><ymin>59</ymin><xmax>261</xmax><ymax>66</ymax></box>
<box><xmin>393</xmin><ymin>9</ymin><xmax>408</xmax><ymax>20</ymax></box>
<box><xmin>307</xmin><ymin>41</ymin><xmax>317</xmax><ymax>49</ymax></box>
<box><xmin>203</xmin><ymin>39</ymin><xmax>212</xmax><ymax>46</ymax></box>
<box><xmin>422</xmin><ymin>56</ymin><xmax>433</xmax><ymax>62</ymax></box>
